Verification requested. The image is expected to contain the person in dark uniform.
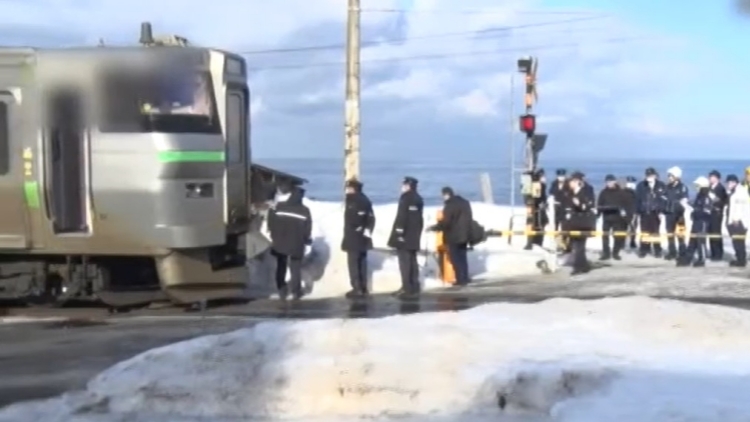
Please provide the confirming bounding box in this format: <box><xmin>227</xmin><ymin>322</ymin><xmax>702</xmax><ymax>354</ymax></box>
<box><xmin>596</xmin><ymin>174</ymin><xmax>628</xmax><ymax>260</ymax></box>
<box><xmin>429</xmin><ymin>187</ymin><xmax>473</xmax><ymax>285</ymax></box>
<box><xmin>581</xmin><ymin>174</ymin><xmax>595</xmax><ymax>199</ymax></box>
<box><xmin>707</xmin><ymin>170</ymin><xmax>728</xmax><ymax>261</ymax></box>
<box><xmin>388</xmin><ymin>177</ymin><xmax>424</xmax><ymax>297</ymax></box>
<box><xmin>635</xmin><ymin>167</ymin><xmax>667</xmax><ymax>258</ymax></box>
<box><xmin>562</xmin><ymin>171</ymin><xmax>596</xmax><ymax>274</ymax></box>
<box><xmin>549</xmin><ymin>169</ymin><xmax>568</xmax><ymax>251</ymax></box>
<box><xmin>623</xmin><ymin>176</ymin><xmax>638</xmax><ymax>250</ymax></box>
<box><xmin>725</xmin><ymin>174</ymin><xmax>750</xmax><ymax>267</ymax></box>
<box><xmin>525</xmin><ymin>169</ymin><xmax>549</xmax><ymax>249</ymax></box>
<box><xmin>341</xmin><ymin>179</ymin><xmax>376</xmax><ymax>298</ymax></box>
<box><xmin>677</xmin><ymin>176</ymin><xmax>713</xmax><ymax>267</ymax></box>
<box><xmin>267</xmin><ymin>184</ymin><xmax>313</xmax><ymax>300</ymax></box>
<box><xmin>663</xmin><ymin>166</ymin><xmax>689</xmax><ymax>260</ymax></box>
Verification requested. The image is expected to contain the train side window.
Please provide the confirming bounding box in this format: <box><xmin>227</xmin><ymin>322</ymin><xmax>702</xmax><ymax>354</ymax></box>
<box><xmin>0</xmin><ymin>101</ymin><xmax>8</xmax><ymax>175</ymax></box>
<box><xmin>226</xmin><ymin>92</ymin><xmax>244</xmax><ymax>163</ymax></box>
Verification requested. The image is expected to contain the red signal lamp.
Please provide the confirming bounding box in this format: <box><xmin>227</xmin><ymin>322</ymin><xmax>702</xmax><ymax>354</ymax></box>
<box><xmin>519</xmin><ymin>114</ymin><xmax>536</xmax><ymax>134</ymax></box>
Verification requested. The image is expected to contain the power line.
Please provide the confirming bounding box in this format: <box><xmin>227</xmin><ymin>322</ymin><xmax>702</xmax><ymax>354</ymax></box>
<box><xmin>247</xmin><ymin>36</ymin><xmax>650</xmax><ymax>71</ymax></box>
<box><xmin>360</xmin><ymin>8</ymin><xmax>604</xmax><ymax>16</ymax></box>
<box><xmin>239</xmin><ymin>15</ymin><xmax>608</xmax><ymax>55</ymax></box>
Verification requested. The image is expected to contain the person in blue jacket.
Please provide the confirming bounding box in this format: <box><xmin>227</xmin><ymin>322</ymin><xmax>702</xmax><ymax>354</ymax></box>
<box><xmin>677</xmin><ymin>176</ymin><xmax>713</xmax><ymax>267</ymax></box>
<box><xmin>635</xmin><ymin>167</ymin><xmax>667</xmax><ymax>258</ymax></box>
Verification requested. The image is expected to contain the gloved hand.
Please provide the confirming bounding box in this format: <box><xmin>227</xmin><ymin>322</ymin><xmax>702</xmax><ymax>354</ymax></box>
<box><xmin>304</xmin><ymin>244</ymin><xmax>312</xmax><ymax>256</ymax></box>
<box><xmin>619</xmin><ymin>209</ymin><xmax>627</xmax><ymax>217</ymax></box>
<box><xmin>363</xmin><ymin>229</ymin><xmax>372</xmax><ymax>238</ymax></box>
<box><xmin>398</xmin><ymin>236</ymin><xmax>405</xmax><ymax>242</ymax></box>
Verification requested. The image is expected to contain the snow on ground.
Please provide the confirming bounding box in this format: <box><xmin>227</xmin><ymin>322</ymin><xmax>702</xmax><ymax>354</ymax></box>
<box><xmin>4</xmin><ymin>297</ymin><xmax>750</xmax><ymax>422</ymax></box>
<box><xmin>247</xmin><ymin>199</ymin><xmax>745</xmax><ymax>299</ymax></box>
<box><xmin>0</xmin><ymin>317</ymin><xmax>66</xmax><ymax>325</ymax></box>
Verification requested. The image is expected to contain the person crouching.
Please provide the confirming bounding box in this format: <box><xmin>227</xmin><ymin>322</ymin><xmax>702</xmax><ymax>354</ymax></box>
<box><xmin>268</xmin><ymin>183</ymin><xmax>313</xmax><ymax>300</ymax></box>
<box><xmin>563</xmin><ymin>171</ymin><xmax>596</xmax><ymax>275</ymax></box>
<box><xmin>677</xmin><ymin>177</ymin><xmax>712</xmax><ymax>267</ymax></box>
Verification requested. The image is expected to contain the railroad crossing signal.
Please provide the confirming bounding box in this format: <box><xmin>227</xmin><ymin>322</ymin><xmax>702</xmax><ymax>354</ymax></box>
<box><xmin>517</xmin><ymin>56</ymin><xmax>538</xmax><ymax>107</ymax></box>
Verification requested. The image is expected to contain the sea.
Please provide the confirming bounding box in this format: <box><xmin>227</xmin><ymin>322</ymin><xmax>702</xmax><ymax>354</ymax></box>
<box><xmin>256</xmin><ymin>157</ymin><xmax>750</xmax><ymax>206</ymax></box>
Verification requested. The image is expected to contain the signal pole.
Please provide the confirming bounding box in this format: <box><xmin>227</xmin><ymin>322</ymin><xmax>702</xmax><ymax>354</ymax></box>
<box><xmin>344</xmin><ymin>0</ymin><xmax>361</xmax><ymax>183</ymax></box>
<box><xmin>516</xmin><ymin>57</ymin><xmax>541</xmax><ymax>248</ymax></box>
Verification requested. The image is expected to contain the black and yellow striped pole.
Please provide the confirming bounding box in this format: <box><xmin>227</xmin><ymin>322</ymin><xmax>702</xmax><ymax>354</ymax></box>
<box><xmin>517</xmin><ymin>57</ymin><xmax>539</xmax><ymax>247</ymax></box>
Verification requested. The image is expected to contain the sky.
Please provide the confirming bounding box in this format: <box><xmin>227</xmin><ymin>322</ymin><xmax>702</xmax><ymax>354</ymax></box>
<box><xmin>0</xmin><ymin>0</ymin><xmax>747</xmax><ymax>161</ymax></box>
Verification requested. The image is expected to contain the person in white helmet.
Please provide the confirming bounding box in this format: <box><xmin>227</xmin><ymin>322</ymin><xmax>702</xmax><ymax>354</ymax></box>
<box><xmin>677</xmin><ymin>176</ymin><xmax>713</xmax><ymax>267</ymax></box>
<box><xmin>663</xmin><ymin>166</ymin><xmax>689</xmax><ymax>260</ymax></box>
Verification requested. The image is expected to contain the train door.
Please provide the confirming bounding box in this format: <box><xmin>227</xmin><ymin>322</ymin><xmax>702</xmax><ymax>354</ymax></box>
<box><xmin>0</xmin><ymin>91</ymin><xmax>29</xmax><ymax>248</ymax></box>
<box><xmin>225</xmin><ymin>84</ymin><xmax>249</xmax><ymax>230</ymax></box>
<box><xmin>44</xmin><ymin>89</ymin><xmax>89</xmax><ymax>234</ymax></box>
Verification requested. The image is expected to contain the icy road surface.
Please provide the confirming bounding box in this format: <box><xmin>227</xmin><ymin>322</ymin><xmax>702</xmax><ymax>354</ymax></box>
<box><xmin>3</xmin><ymin>297</ymin><xmax>750</xmax><ymax>421</ymax></box>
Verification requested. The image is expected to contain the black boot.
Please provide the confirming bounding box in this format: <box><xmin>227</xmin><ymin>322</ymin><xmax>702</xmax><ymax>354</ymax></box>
<box><xmin>730</xmin><ymin>260</ymin><xmax>747</xmax><ymax>267</ymax></box>
<box><xmin>653</xmin><ymin>245</ymin><xmax>663</xmax><ymax>258</ymax></box>
<box><xmin>692</xmin><ymin>260</ymin><xmax>705</xmax><ymax>267</ymax></box>
<box><xmin>599</xmin><ymin>251</ymin><xmax>611</xmax><ymax>261</ymax></box>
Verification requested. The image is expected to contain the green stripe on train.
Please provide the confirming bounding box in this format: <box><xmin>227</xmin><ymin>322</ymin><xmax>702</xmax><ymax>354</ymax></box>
<box><xmin>157</xmin><ymin>151</ymin><xmax>225</xmax><ymax>163</ymax></box>
<box><xmin>24</xmin><ymin>181</ymin><xmax>40</xmax><ymax>209</ymax></box>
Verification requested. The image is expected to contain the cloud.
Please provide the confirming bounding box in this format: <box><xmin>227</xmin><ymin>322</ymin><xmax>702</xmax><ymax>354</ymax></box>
<box><xmin>0</xmin><ymin>0</ymin><xmax>742</xmax><ymax>159</ymax></box>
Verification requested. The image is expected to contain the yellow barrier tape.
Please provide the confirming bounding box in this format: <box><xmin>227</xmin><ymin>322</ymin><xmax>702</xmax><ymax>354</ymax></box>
<box><xmin>485</xmin><ymin>230</ymin><xmax>747</xmax><ymax>239</ymax></box>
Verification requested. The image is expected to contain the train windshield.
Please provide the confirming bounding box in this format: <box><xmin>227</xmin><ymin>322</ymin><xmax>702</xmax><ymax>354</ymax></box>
<box><xmin>99</xmin><ymin>68</ymin><xmax>220</xmax><ymax>134</ymax></box>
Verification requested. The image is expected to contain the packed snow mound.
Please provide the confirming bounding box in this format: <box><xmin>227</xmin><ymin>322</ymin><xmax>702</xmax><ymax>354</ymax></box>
<box><xmin>248</xmin><ymin>200</ymin><xmax>555</xmax><ymax>299</ymax></box>
<box><xmin>6</xmin><ymin>297</ymin><xmax>750</xmax><ymax>421</ymax></box>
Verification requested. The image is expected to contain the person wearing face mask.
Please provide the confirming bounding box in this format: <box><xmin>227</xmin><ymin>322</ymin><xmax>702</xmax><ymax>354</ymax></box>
<box><xmin>677</xmin><ymin>177</ymin><xmax>714</xmax><ymax>267</ymax></box>
<box><xmin>341</xmin><ymin>179</ymin><xmax>376</xmax><ymax>298</ymax></box>
<box><xmin>635</xmin><ymin>167</ymin><xmax>667</xmax><ymax>258</ymax></box>
<box><xmin>562</xmin><ymin>171</ymin><xmax>596</xmax><ymax>274</ymax></box>
<box><xmin>706</xmin><ymin>170</ymin><xmax>729</xmax><ymax>261</ymax></box>
<box><xmin>663</xmin><ymin>167</ymin><xmax>689</xmax><ymax>260</ymax></box>
<box><xmin>724</xmin><ymin>174</ymin><xmax>750</xmax><ymax>267</ymax></box>
<box><xmin>623</xmin><ymin>176</ymin><xmax>638</xmax><ymax>250</ymax></box>
<box><xmin>388</xmin><ymin>176</ymin><xmax>424</xmax><ymax>297</ymax></box>
<box><xmin>596</xmin><ymin>174</ymin><xmax>628</xmax><ymax>260</ymax></box>
<box><xmin>549</xmin><ymin>169</ymin><xmax>569</xmax><ymax>252</ymax></box>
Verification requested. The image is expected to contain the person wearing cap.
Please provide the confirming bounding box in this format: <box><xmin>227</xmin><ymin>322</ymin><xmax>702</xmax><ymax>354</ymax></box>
<box><xmin>562</xmin><ymin>171</ymin><xmax>596</xmax><ymax>274</ymax></box>
<box><xmin>622</xmin><ymin>176</ymin><xmax>638</xmax><ymax>250</ymax></box>
<box><xmin>706</xmin><ymin>170</ymin><xmax>728</xmax><ymax>261</ymax></box>
<box><xmin>725</xmin><ymin>174</ymin><xmax>750</xmax><ymax>267</ymax></box>
<box><xmin>596</xmin><ymin>174</ymin><xmax>628</xmax><ymax>260</ymax></box>
<box><xmin>428</xmin><ymin>186</ymin><xmax>473</xmax><ymax>285</ymax></box>
<box><xmin>635</xmin><ymin>167</ymin><xmax>667</xmax><ymax>258</ymax></box>
<box><xmin>549</xmin><ymin>169</ymin><xmax>569</xmax><ymax>251</ymax></box>
<box><xmin>525</xmin><ymin>169</ymin><xmax>550</xmax><ymax>250</ymax></box>
<box><xmin>663</xmin><ymin>166</ymin><xmax>689</xmax><ymax>260</ymax></box>
<box><xmin>387</xmin><ymin>176</ymin><xmax>424</xmax><ymax>297</ymax></box>
<box><xmin>677</xmin><ymin>176</ymin><xmax>714</xmax><ymax>267</ymax></box>
<box><xmin>341</xmin><ymin>179</ymin><xmax>376</xmax><ymax>298</ymax></box>
<box><xmin>267</xmin><ymin>184</ymin><xmax>313</xmax><ymax>300</ymax></box>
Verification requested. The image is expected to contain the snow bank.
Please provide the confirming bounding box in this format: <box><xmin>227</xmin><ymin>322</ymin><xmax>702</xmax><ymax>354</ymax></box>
<box><xmin>247</xmin><ymin>200</ymin><xmax>555</xmax><ymax>299</ymax></box>
<box><xmin>4</xmin><ymin>297</ymin><xmax>750</xmax><ymax>422</ymax></box>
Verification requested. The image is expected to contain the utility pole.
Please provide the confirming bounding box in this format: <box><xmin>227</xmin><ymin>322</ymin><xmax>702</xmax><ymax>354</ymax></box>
<box><xmin>344</xmin><ymin>0</ymin><xmax>361</xmax><ymax>183</ymax></box>
<box><xmin>508</xmin><ymin>73</ymin><xmax>515</xmax><ymax>208</ymax></box>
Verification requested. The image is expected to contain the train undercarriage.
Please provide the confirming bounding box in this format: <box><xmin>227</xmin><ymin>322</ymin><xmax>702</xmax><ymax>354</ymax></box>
<box><xmin>0</xmin><ymin>247</ymin><xmax>249</xmax><ymax>310</ymax></box>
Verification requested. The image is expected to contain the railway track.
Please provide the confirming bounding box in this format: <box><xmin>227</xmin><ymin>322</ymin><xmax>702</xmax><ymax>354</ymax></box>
<box><xmin>5</xmin><ymin>290</ymin><xmax>750</xmax><ymax>322</ymax></box>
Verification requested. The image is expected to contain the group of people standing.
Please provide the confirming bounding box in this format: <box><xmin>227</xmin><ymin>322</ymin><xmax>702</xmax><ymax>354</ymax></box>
<box><xmin>266</xmin><ymin>177</ymin><xmax>479</xmax><ymax>301</ymax></box>
<box><xmin>341</xmin><ymin>177</ymin><xmax>480</xmax><ymax>299</ymax></box>
<box><xmin>532</xmin><ymin>166</ymin><xmax>750</xmax><ymax>274</ymax></box>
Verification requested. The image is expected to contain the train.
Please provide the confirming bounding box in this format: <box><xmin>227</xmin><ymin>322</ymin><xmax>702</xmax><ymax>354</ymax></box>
<box><xmin>0</xmin><ymin>23</ymin><xmax>253</xmax><ymax>307</ymax></box>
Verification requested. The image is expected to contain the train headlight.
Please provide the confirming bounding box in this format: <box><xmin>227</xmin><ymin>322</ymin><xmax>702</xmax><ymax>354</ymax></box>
<box><xmin>185</xmin><ymin>182</ymin><xmax>214</xmax><ymax>198</ymax></box>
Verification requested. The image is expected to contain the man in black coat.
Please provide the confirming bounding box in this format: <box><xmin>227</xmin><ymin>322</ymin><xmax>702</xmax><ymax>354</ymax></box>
<box><xmin>429</xmin><ymin>187</ymin><xmax>473</xmax><ymax>286</ymax></box>
<box><xmin>268</xmin><ymin>183</ymin><xmax>313</xmax><ymax>300</ymax></box>
<box><xmin>549</xmin><ymin>168</ymin><xmax>569</xmax><ymax>252</ymax></box>
<box><xmin>635</xmin><ymin>167</ymin><xmax>667</xmax><ymax>258</ymax></box>
<box><xmin>387</xmin><ymin>176</ymin><xmax>424</xmax><ymax>297</ymax></box>
<box><xmin>562</xmin><ymin>171</ymin><xmax>596</xmax><ymax>274</ymax></box>
<box><xmin>707</xmin><ymin>170</ymin><xmax>729</xmax><ymax>261</ymax></box>
<box><xmin>623</xmin><ymin>176</ymin><xmax>638</xmax><ymax>249</ymax></box>
<box><xmin>663</xmin><ymin>167</ymin><xmax>689</xmax><ymax>260</ymax></box>
<box><xmin>341</xmin><ymin>179</ymin><xmax>376</xmax><ymax>298</ymax></box>
<box><xmin>597</xmin><ymin>174</ymin><xmax>628</xmax><ymax>260</ymax></box>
